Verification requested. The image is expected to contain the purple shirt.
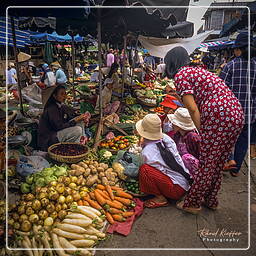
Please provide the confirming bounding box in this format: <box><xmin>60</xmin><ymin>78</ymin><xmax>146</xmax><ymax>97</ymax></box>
<box><xmin>107</xmin><ymin>53</ymin><xmax>115</xmax><ymax>67</ymax></box>
<box><xmin>173</xmin><ymin>131</ymin><xmax>201</xmax><ymax>160</ymax></box>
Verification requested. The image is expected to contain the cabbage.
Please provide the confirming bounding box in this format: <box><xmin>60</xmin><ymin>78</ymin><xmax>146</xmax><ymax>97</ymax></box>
<box><xmin>54</xmin><ymin>166</ymin><xmax>67</xmax><ymax>177</ymax></box>
<box><xmin>44</xmin><ymin>175</ymin><xmax>57</xmax><ymax>184</ymax></box>
<box><xmin>35</xmin><ymin>177</ymin><xmax>46</xmax><ymax>187</ymax></box>
<box><xmin>41</xmin><ymin>168</ymin><xmax>54</xmax><ymax>177</ymax></box>
<box><xmin>25</xmin><ymin>175</ymin><xmax>34</xmax><ymax>185</ymax></box>
<box><xmin>21</xmin><ymin>183</ymin><xmax>31</xmax><ymax>193</ymax></box>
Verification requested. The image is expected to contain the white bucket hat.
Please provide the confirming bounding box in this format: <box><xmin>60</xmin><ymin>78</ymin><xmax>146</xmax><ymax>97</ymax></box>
<box><xmin>136</xmin><ymin>114</ymin><xmax>163</xmax><ymax>140</ymax></box>
<box><xmin>9</xmin><ymin>62</ymin><xmax>15</xmax><ymax>67</ymax></box>
<box><xmin>168</xmin><ymin>108</ymin><xmax>196</xmax><ymax>131</ymax></box>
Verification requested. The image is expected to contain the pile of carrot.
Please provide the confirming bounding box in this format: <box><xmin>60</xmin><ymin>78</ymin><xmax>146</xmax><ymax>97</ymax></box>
<box><xmin>83</xmin><ymin>184</ymin><xmax>135</xmax><ymax>225</ymax></box>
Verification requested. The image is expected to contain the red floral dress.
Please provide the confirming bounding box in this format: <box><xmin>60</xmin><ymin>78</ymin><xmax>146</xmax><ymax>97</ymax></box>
<box><xmin>174</xmin><ymin>66</ymin><xmax>244</xmax><ymax>208</ymax></box>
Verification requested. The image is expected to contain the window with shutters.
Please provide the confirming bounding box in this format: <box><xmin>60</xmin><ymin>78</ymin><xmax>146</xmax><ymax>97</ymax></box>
<box><xmin>210</xmin><ymin>10</ymin><xmax>224</xmax><ymax>30</ymax></box>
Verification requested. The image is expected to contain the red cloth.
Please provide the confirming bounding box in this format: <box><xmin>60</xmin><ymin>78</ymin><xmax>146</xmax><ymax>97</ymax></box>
<box><xmin>139</xmin><ymin>164</ymin><xmax>186</xmax><ymax>200</ymax></box>
<box><xmin>107</xmin><ymin>198</ymin><xmax>144</xmax><ymax>236</ymax></box>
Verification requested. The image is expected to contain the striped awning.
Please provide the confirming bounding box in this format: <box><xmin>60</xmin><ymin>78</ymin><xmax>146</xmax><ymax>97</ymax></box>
<box><xmin>199</xmin><ymin>41</ymin><xmax>227</xmax><ymax>48</ymax></box>
<box><xmin>0</xmin><ymin>17</ymin><xmax>30</xmax><ymax>48</ymax></box>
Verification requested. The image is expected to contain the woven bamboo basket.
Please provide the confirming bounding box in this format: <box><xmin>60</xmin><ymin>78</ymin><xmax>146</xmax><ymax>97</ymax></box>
<box><xmin>48</xmin><ymin>142</ymin><xmax>89</xmax><ymax>164</ymax></box>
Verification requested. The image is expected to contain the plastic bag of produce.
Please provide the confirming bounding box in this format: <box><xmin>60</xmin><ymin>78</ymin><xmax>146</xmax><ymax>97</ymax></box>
<box><xmin>114</xmin><ymin>151</ymin><xmax>142</xmax><ymax>178</ymax></box>
<box><xmin>16</xmin><ymin>155</ymin><xmax>50</xmax><ymax>177</ymax></box>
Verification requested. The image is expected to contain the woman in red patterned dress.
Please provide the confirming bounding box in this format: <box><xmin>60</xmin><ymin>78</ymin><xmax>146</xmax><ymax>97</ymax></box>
<box><xmin>164</xmin><ymin>47</ymin><xmax>244</xmax><ymax>214</ymax></box>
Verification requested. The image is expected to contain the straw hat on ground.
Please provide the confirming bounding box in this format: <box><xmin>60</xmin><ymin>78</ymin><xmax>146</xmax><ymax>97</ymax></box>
<box><xmin>41</xmin><ymin>86</ymin><xmax>59</xmax><ymax>107</ymax></box>
<box><xmin>18</xmin><ymin>52</ymin><xmax>31</xmax><ymax>63</ymax></box>
<box><xmin>136</xmin><ymin>114</ymin><xmax>163</xmax><ymax>140</ymax></box>
<box><xmin>168</xmin><ymin>108</ymin><xmax>196</xmax><ymax>131</ymax></box>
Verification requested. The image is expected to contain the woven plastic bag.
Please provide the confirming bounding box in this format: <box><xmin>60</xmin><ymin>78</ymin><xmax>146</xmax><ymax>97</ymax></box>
<box><xmin>16</xmin><ymin>155</ymin><xmax>50</xmax><ymax>177</ymax></box>
<box><xmin>114</xmin><ymin>151</ymin><xmax>142</xmax><ymax>178</ymax></box>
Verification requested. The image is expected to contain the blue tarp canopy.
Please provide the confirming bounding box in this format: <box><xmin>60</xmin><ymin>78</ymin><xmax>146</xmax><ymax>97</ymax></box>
<box><xmin>0</xmin><ymin>17</ymin><xmax>30</xmax><ymax>48</ymax></box>
<box><xmin>30</xmin><ymin>31</ymin><xmax>84</xmax><ymax>43</ymax></box>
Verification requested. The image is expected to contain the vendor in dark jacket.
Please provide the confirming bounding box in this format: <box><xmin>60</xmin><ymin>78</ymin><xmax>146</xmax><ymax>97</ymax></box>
<box><xmin>38</xmin><ymin>85</ymin><xmax>85</xmax><ymax>151</ymax></box>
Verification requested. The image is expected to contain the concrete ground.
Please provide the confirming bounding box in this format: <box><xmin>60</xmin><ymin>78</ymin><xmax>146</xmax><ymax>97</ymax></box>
<box><xmin>96</xmin><ymin>159</ymin><xmax>256</xmax><ymax>256</ymax></box>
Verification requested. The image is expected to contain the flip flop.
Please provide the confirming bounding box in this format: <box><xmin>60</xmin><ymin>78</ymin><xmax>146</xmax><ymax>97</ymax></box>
<box><xmin>176</xmin><ymin>201</ymin><xmax>201</xmax><ymax>215</ymax></box>
<box><xmin>144</xmin><ymin>199</ymin><xmax>168</xmax><ymax>208</ymax></box>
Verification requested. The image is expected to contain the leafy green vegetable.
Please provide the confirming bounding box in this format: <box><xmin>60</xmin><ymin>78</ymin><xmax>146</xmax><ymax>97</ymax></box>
<box><xmin>44</xmin><ymin>175</ymin><xmax>57</xmax><ymax>184</ymax></box>
<box><xmin>54</xmin><ymin>166</ymin><xmax>67</xmax><ymax>177</ymax></box>
<box><xmin>21</xmin><ymin>183</ymin><xmax>31</xmax><ymax>193</ymax></box>
<box><xmin>25</xmin><ymin>175</ymin><xmax>34</xmax><ymax>185</ymax></box>
<box><xmin>41</xmin><ymin>168</ymin><xmax>54</xmax><ymax>177</ymax></box>
<box><xmin>35</xmin><ymin>177</ymin><xmax>46</xmax><ymax>187</ymax></box>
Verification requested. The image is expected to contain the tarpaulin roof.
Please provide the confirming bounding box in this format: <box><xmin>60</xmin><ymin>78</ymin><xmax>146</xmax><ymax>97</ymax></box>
<box><xmin>199</xmin><ymin>41</ymin><xmax>227</xmax><ymax>48</ymax></box>
<box><xmin>0</xmin><ymin>16</ymin><xmax>30</xmax><ymax>48</ymax></box>
<box><xmin>208</xmin><ymin>40</ymin><xmax>235</xmax><ymax>51</ymax></box>
<box><xmin>30</xmin><ymin>31</ymin><xmax>84</xmax><ymax>43</ymax></box>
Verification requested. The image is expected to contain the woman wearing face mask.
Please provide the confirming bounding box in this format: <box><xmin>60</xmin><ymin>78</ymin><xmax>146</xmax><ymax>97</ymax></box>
<box><xmin>164</xmin><ymin>46</ymin><xmax>244</xmax><ymax>214</ymax></box>
<box><xmin>38</xmin><ymin>85</ymin><xmax>89</xmax><ymax>151</ymax></box>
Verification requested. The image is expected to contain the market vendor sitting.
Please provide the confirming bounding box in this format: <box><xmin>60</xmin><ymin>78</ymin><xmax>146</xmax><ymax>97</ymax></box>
<box><xmin>168</xmin><ymin>108</ymin><xmax>200</xmax><ymax>176</ymax></box>
<box><xmin>136</xmin><ymin>114</ymin><xmax>191</xmax><ymax>208</ymax></box>
<box><xmin>90</xmin><ymin>66</ymin><xmax>102</xmax><ymax>83</ymax></box>
<box><xmin>142</xmin><ymin>65</ymin><xmax>156</xmax><ymax>82</ymax></box>
<box><xmin>75</xmin><ymin>62</ymin><xmax>84</xmax><ymax>77</ymax></box>
<box><xmin>38</xmin><ymin>85</ymin><xmax>90</xmax><ymax>152</ymax></box>
<box><xmin>95</xmin><ymin>78</ymin><xmax>120</xmax><ymax>115</ymax></box>
<box><xmin>158</xmin><ymin>95</ymin><xmax>179</xmax><ymax>137</ymax></box>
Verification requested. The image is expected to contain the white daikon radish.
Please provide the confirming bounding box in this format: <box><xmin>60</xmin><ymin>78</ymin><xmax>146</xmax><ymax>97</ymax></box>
<box><xmin>62</xmin><ymin>218</ymin><xmax>92</xmax><ymax>228</ymax></box>
<box><xmin>56</xmin><ymin>223</ymin><xmax>87</xmax><ymax>234</ymax></box>
<box><xmin>70</xmin><ymin>239</ymin><xmax>95</xmax><ymax>248</ymax></box>
<box><xmin>53</xmin><ymin>228</ymin><xmax>84</xmax><ymax>240</ymax></box>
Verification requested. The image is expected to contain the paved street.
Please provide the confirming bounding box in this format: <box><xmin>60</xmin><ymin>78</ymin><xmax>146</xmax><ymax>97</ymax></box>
<box><xmin>96</xmin><ymin>159</ymin><xmax>256</xmax><ymax>256</ymax></box>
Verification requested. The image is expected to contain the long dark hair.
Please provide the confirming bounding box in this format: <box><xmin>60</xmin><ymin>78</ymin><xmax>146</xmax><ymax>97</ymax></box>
<box><xmin>107</xmin><ymin>63</ymin><xmax>119</xmax><ymax>78</ymax></box>
<box><xmin>164</xmin><ymin>47</ymin><xmax>190</xmax><ymax>79</ymax></box>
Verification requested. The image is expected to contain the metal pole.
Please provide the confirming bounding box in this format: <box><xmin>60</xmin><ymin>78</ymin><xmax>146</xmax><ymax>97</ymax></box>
<box><xmin>71</xmin><ymin>34</ymin><xmax>76</xmax><ymax>100</ymax></box>
<box><xmin>10</xmin><ymin>17</ymin><xmax>24</xmax><ymax>115</ymax></box>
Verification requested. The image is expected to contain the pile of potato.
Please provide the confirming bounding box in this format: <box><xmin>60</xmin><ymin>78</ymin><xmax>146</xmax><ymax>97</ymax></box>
<box><xmin>70</xmin><ymin>160</ymin><xmax>119</xmax><ymax>187</ymax></box>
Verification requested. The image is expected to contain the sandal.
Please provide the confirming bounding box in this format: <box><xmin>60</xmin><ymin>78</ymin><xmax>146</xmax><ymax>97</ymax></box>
<box><xmin>223</xmin><ymin>160</ymin><xmax>237</xmax><ymax>172</ymax></box>
<box><xmin>176</xmin><ymin>201</ymin><xmax>201</xmax><ymax>215</ymax></box>
<box><xmin>144</xmin><ymin>199</ymin><xmax>168</xmax><ymax>208</ymax></box>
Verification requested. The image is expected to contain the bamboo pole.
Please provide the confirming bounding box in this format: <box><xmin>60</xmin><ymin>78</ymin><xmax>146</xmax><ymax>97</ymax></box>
<box><xmin>71</xmin><ymin>34</ymin><xmax>76</xmax><ymax>100</ymax></box>
<box><xmin>121</xmin><ymin>35</ymin><xmax>127</xmax><ymax>99</ymax></box>
<box><xmin>10</xmin><ymin>17</ymin><xmax>24</xmax><ymax>115</ymax></box>
<box><xmin>93</xmin><ymin>8</ymin><xmax>103</xmax><ymax>150</ymax></box>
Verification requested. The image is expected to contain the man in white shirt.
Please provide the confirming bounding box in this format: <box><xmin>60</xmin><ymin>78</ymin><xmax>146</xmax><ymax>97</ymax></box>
<box><xmin>6</xmin><ymin>62</ymin><xmax>17</xmax><ymax>88</ymax></box>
